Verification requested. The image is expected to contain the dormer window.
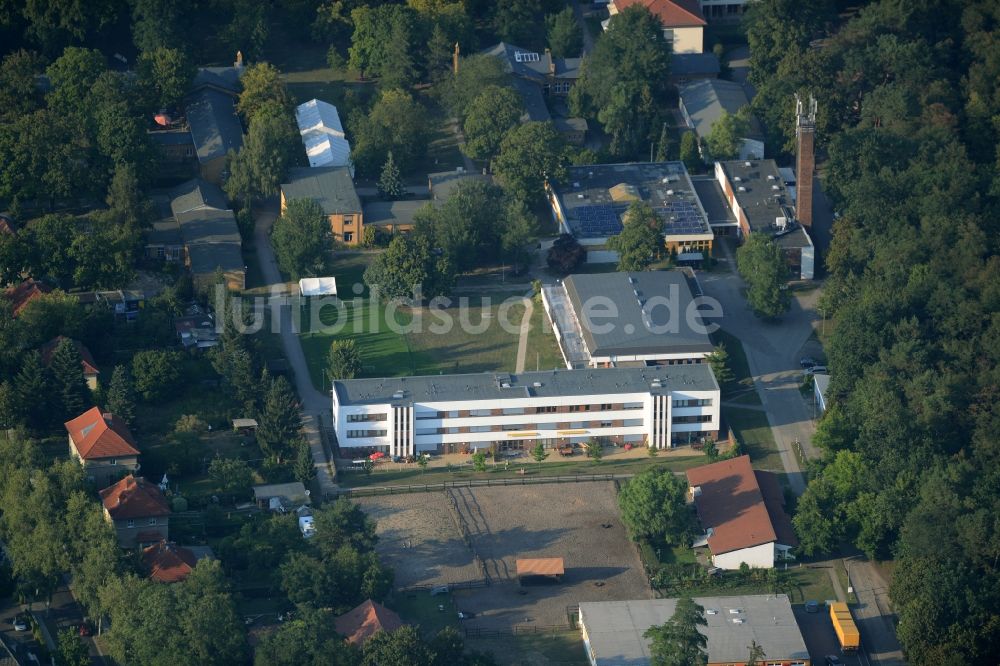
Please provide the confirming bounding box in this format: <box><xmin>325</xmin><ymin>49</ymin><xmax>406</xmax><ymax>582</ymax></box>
<box><xmin>126</xmin><ymin>519</ymin><xmax>134</xmax><ymax>528</ymax></box>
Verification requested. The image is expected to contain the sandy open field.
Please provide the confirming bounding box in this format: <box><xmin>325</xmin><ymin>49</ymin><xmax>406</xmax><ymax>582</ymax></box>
<box><xmin>356</xmin><ymin>492</ymin><xmax>482</xmax><ymax>588</ymax></box>
<box><xmin>449</xmin><ymin>482</ymin><xmax>652</xmax><ymax>629</ymax></box>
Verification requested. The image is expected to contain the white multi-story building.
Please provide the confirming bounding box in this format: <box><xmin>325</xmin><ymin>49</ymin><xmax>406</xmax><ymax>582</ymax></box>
<box><xmin>331</xmin><ymin>367</ymin><xmax>720</xmax><ymax>457</ymax></box>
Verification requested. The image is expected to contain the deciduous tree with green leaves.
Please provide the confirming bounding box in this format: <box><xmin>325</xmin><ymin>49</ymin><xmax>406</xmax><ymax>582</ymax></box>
<box><xmin>736</xmin><ymin>234</ymin><xmax>790</xmax><ymax>318</ymax></box>
<box><xmin>349</xmin><ymin>89</ymin><xmax>429</xmax><ymax>177</ymax></box>
<box><xmin>271</xmin><ymin>198</ymin><xmax>328</xmax><ymax>280</ymax></box>
<box><xmin>618</xmin><ymin>467</ymin><xmax>695</xmax><ymax>544</ymax></box>
<box><xmin>137</xmin><ymin>47</ymin><xmax>194</xmax><ymax>111</ymax></box>
<box><xmin>531</xmin><ymin>442</ymin><xmax>548</xmax><ymax>463</ymax></box>
<box><xmin>679</xmin><ymin>131</ymin><xmax>700</xmax><ymax>171</ymax></box>
<box><xmin>607</xmin><ymin>201</ymin><xmax>662</xmax><ymax>272</ymax></box>
<box><xmin>493</xmin><ymin>121</ymin><xmax>566</xmax><ymax>205</ymax></box>
<box><xmin>644</xmin><ymin>596</ymin><xmax>707</xmax><ymax>666</ymax></box>
<box><xmin>237</xmin><ymin>62</ymin><xmax>293</xmax><ymax>121</ymax></box>
<box><xmin>704</xmin><ymin>109</ymin><xmax>752</xmax><ymax>161</ymax></box>
<box><xmin>546</xmin><ymin>7</ymin><xmax>583</xmax><ymax>58</ymax></box>
<box><xmin>131</xmin><ymin>349</ymin><xmax>183</xmax><ymax>402</ymax></box>
<box><xmin>208</xmin><ymin>457</ymin><xmax>255</xmax><ymax>500</ymax></box>
<box><xmin>462</xmin><ymin>85</ymin><xmax>523</xmax><ymax>162</ymax></box>
<box><xmin>363</xmin><ymin>232</ymin><xmax>454</xmax><ymax>300</ymax></box>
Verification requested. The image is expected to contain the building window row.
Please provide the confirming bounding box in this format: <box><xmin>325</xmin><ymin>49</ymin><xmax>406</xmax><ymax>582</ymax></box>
<box><xmin>672</xmin><ymin>398</ymin><xmax>713</xmax><ymax>408</ymax></box>
<box><xmin>673</xmin><ymin>414</ymin><xmax>713</xmax><ymax>424</ymax></box>
<box><xmin>346</xmin><ymin>413</ymin><xmax>387</xmax><ymax>422</ymax></box>
<box><xmin>346</xmin><ymin>429</ymin><xmax>387</xmax><ymax>438</ymax></box>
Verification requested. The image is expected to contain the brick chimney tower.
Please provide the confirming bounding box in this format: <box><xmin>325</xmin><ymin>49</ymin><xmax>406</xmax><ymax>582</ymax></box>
<box><xmin>795</xmin><ymin>93</ymin><xmax>817</xmax><ymax>227</ymax></box>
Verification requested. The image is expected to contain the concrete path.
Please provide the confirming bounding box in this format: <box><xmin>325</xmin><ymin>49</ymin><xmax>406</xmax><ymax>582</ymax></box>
<box><xmin>253</xmin><ymin>201</ymin><xmax>337</xmax><ymax>497</ymax></box>
<box><xmin>846</xmin><ymin>558</ymin><xmax>907</xmax><ymax>665</ymax></box>
<box><xmin>514</xmin><ymin>297</ymin><xmax>533</xmax><ymax>373</ymax></box>
<box><xmin>697</xmin><ymin>240</ymin><xmax>815</xmax><ymax>495</ymax></box>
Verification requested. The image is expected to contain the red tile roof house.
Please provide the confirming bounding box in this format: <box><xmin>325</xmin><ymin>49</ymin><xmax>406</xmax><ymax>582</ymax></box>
<box><xmin>40</xmin><ymin>336</ymin><xmax>100</xmax><ymax>390</ymax></box>
<box><xmin>685</xmin><ymin>455</ymin><xmax>798</xmax><ymax>570</ymax></box>
<box><xmin>141</xmin><ymin>540</ymin><xmax>211</xmax><ymax>583</ymax></box>
<box><xmin>4</xmin><ymin>279</ymin><xmax>52</xmax><ymax>317</ymax></box>
<box><xmin>334</xmin><ymin>600</ymin><xmax>405</xmax><ymax>647</ymax></box>
<box><xmin>100</xmin><ymin>475</ymin><xmax>171</xmax><ymax>548</ymax></box>
<box><xmin>608</xmin><ymin>0</ymin><xmax>706</xmax><ymax>54</ymax></box>
<box><xmin>65</xmin><ymin>407</ymin><xmax>140</xmax><ymax>488</ymax></box>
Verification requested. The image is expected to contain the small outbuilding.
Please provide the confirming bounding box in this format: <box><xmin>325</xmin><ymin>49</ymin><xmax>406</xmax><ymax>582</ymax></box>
<box><xmin>253</xmin><ymin>482</ymin><xmax>310</xmax><ymax>512</ymax></box>
<box><xmin>298</xmin><ymin>277</ymin><xmax>338</xmax><ymax>297</ymax></box>
<box><xmin>516</xmin><ymin>557</ymin><xmax>564</xmax><ymax>582</ymax></box>
<box><xmin>232</xmin><ymin>418</ymin><xmax>258</xmax><ymax>434</ymax></box>
<box><xmin>334</xmin><ymin>599</ymin><xmax>404</xmax><ymax>646</ymax></box>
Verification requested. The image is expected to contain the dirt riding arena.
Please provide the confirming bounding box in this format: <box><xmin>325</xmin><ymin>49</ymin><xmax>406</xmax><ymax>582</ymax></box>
<box><xmin>358</xmin><ymin>481</ymin><xmax>652</xmax><ymax>630</ymax></box>
<box><xmin>355</xmin><ymin>493</ymin><xmax>482</xmax><ymax>588</ymax></box>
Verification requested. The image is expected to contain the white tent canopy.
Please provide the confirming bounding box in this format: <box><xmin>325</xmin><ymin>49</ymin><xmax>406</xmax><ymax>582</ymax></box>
<box><xmin>296</xmin><ymin>99</ymin><xmax>353</xmax><ymax>173</ymax></box>
<box><xmin>298</xmin><ymin>277</ymin><xmax>338</xmax><ymax>296</ymax></box>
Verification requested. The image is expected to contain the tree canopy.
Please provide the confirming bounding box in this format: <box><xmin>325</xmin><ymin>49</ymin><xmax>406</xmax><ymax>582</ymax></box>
<box><xmin>350</xmin><ymin>89</ymin><xmax>429</xmax><ymax>177</ymax></box>
<box><xmin>736</xmin><ymin>234</ymin><xmax>789</xmax><ymax>319</ymax></box>
<box><xmin>492</xmin><ymin>121</ymin><xmax>567</xmax><ymax>205</ymax></box>
<box><xmin>607</xmin><ymin>202</ymin><xmax>662</xmax><ymax>272</ymax></box>
<box><xmin>461</xmin><ymin>85</ymin><xmax>523</xmax><ymax>162</ymax></box>
<box><xmin>618</xmin><ymin>467</ymin><xmax>695</xmax><ymax>545</ymax></box>
<box><xmin>644</xmin><ymin>596</ymin><xmax>707</xmax><ymax>666</ymax></box>
<box><xmin>569</xmin><ymin>5</ymin><xmax>671</xmax><ymax>158</ymax></box>
<box><xmin>271</xmin><ymin>198</ymin><xmax>329</xmax><ymax>280</ymax></box>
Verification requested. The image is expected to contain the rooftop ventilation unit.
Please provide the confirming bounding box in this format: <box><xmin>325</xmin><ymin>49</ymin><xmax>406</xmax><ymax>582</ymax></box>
<box><xmin>733</xmin><ymin>618</ymin><xmax>745</xmax><ymax>624</ymax></box>
<box><xmin>532</xmin><ymin>382</ymin><xmax>542</xmax><ymax>387</ymax></box>
<box><xmin>729</xmin><ymin>608</ymin><xmax>742</xmax><ymax>614</ymax></box>
<box><xmin>392</xmin><ymin>391</ymin><xmax>404</xmax><ymax>399</ymax></box>
<box><xmin>767</xmin><ymin>174</ymin><xmax>776</xmax><ymax>180</ymax></box>
<box><xmin>772</xmin><ymin>185</ymin><xmax>780</xmax><ymax>190</ymax></box>
<box><xmin>706</xmin><ymin>609</ymin><xmax>718</xmax><ymax>615</ymax></box>
<box><xmin>628</xmin><ymin>276</ymin><xmax>636</xmax><ymax>284</ymax></box>
<box><xmin>744</xmin><ymin>161</ymin><xmax>752</xmax><ymax>167</ymax></box>
<box><xmin>666</xmin><ymin>189</ymin><xmax>675</xmax><ymax>196</ymax></box>
<box><xmin>733</xmin><ymin>176</ymin><xmax>742</xmax><ymax>182</ymax></box>
<box><xmin>738</xmin><ymin>186</ymin><xmax>747</xmax><ymax>192</ymax></box>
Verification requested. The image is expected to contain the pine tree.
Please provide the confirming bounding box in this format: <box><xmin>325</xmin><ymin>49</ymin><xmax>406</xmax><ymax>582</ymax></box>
<box><xmin>257</xmin><ymin>376</ymin><xmax>299</xmax><ymax>463</ymax></box>
<box><xmin>15</xmin><ymin>351</ymin><xmax>52</xmax><ymax>431</ymax></box>
<box><xmin>377</xmin><ymin>150</ymin><xmax>403</xmax><ymax>200</ymax></box>
<box><xmin>50</xmin><ymin>339</ymin><xmax>91</xmax><ymax>422</ymax></box>
<box><xmin>104</xmin><ymin>365</ymin><xmax>136</xmax><ymax>426</ymax></box>
<box><xmin>293</xmin><ymin>440</ymin><xmax>316</xmax><ymax>485</ymax></box>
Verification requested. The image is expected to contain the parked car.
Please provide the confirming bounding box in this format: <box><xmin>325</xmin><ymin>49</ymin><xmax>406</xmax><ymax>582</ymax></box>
<box><xmin>12</xmin><ymin>615</ymin><xmax>29</xmax><ymax>631</ymax></box>
<box><xmin>825</xmin><ymin>656</ymin><xmax>844</xmax><ymax>666</ymax></box>
<box><xmin>805</xmin><ymin>365</ymin><xmax>828</xmax><ymax>375</ymax></box>
<box><xmin>800</xmin><ymin>356</ymin><xmax>820</xmax><ymax>368</ymax></box>
<box><xmin>805</xmin><ymin>600</ymin><xmax>819</xmax><ymax>613</ymax></box>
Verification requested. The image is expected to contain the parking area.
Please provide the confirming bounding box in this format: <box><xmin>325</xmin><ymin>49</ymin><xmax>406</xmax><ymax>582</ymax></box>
<box><xmin>793</xmin><ymin>605</ymin><xmax>866</xmax><ymax>666</ymax></box>
<box><xmin>449</xmin><ymin>482</ymin><xmax>652</xmax><ymax>630</ymax></box>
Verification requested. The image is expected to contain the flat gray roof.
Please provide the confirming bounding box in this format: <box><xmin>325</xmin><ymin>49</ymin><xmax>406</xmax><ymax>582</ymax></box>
<box><xmin>690</xmin><ymin>177</ymin><xmax>737</xmax><ymax>226</ymax></box>
<box><xmin>334</xmin><ymin>365</ymin><xmax>716</xmax><ymax>407</ymax></box>
<box><xmin>672</xmin><ymin>53</ymin><xmax>721</xmax><ymax>77</ymax></box>
<box><xmin>580</xmin><ymin>595</ymin><xmax>808</xmax><ymax>665</ymax></box>
<box><xmin>282</xmin><ymin>166</ymin><xmax>361</xmax><ymax>214</ymax></box>
<box><xmin>773</xmin><ymin>225</ymin><xmax>813</xmax><ymax>251</ymax></box>
<box><xmin>562</xmin><ymin>271</ymin><xmax>714</xmax><ymax>358</ymax></box>
<box><xmin>678</xmin><ymin>79</ymin><xmax>762</xmax><ymax>141</ymax></box>
<box><xmin>553</xmin><ymin>162</ymin><xmax>712</xmax><ymax>239</ymax></box>
<box><xmin>717</xmin><ymin>159</ymin><xmax>793</xmax><ymax>232</ymax></box>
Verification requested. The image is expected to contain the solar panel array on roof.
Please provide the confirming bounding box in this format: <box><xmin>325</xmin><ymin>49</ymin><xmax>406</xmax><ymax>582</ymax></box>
<box><xmin>574</xmin><ymin>203</ymin><xmax>624</xmax><ymax>236</ymax></box>
<box><xmin>659</xmin><ymin>199</ymin><xmax>707</xmax><ymax>234</ymax></box>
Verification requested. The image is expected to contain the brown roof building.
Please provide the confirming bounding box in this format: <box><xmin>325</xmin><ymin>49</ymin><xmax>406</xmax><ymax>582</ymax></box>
<box><xmin>65</xmin><ymin>407</ymin><xmax>141</xmax><ymax>488</ymax></box>
<box><xmin>609</xmin><ymin>0</ymin><xmax>706</xmax><ymax>53</ymax></box>
<box><xmin>4</xmin><ymin>279</ymin><xmax>52</xmax><ymax>317</ymax></box>
<box><xmin>40</xmin><ymin>336</ymin><xmax>100</xmax><ymax>389</ymax></box>
<box><xmin>142</xmin><ymin>540</ymin><xmax>201</xmax><ymax>583</ymax></box>
<box><xmin>686</xmin><ymin>455</ymin><xmax>798</xmax><ymax>570</ymax></box>
<box><xmin>334</xmin><ymin>600</ymin><xmax>405</xmax><ymax>646</ymax></box>
<box><xmin>100</xmin><ymin>475</ymin><xmax>171</xmax><ymax>548</ymax></box>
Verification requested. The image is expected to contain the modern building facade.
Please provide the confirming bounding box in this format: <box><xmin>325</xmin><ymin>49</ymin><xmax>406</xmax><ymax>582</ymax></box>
<box><xmin>714</xmin><ymin>159</ymin><xmax>815</xmax><ymax>279</ymax></box>
<box><xmin>541</xmin><ymin>271</ymin><xmax>715</xmax><ymax>368</ymax></box>
<box><xmin>579</xmin><ymin>595</ymin><xmax>810</xmax><ymax>666</ymax></box>
<box><xmin>332</xmin><ymin>366</ymin><xmax>720</xmax><ymax>457</ymax></box>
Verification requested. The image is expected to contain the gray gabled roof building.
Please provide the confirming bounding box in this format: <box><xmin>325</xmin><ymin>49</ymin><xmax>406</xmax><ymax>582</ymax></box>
<box><xmin>281</xmin><ymin>166</ymin><xmax>361</xmax><ymax>215</ymax></box>
<box><xmin>185</xmin><ymin>88</ymin><xmax>244</xmax><ymax>166</ymax></box>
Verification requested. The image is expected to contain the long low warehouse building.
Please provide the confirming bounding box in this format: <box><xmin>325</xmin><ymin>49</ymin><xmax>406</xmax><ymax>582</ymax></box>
<box><xmin>331</xmin><ymin>366</ymin><xmax>720</xmax><ymax>457</ymax></box>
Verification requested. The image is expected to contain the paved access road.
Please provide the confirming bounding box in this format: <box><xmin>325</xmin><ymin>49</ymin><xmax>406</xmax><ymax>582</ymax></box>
<box><xmin>253</xmin><ymin>201</ymin><xmax>337</xmax><ymax>498</ymax></box>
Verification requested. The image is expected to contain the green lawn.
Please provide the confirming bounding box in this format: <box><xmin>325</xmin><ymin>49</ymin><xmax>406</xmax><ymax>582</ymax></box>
<box><xmin>525</xmin><ymin>296</ymin><xmax>567</xmax><ymax>372</ymax></box>
<box><xmin>471</xmin><ymin>632</ymin><xmax>588</xmax><ymax>666</ymax></box>
<box><xmin>711</xmin><ymin>328</ymin><xmax>760</xmax><ymax>404</ymax></box>
<box><xmin>724</xmin><ymin>406</ymin><xmax>782</xmax><ymax>471</ymax></box>
<box><xmin>392</xmin><ymin>591</ymin><xmax>459</xmax><ymax>639</ymax></box>
<box><xmin>339</xmin><ymin>454</ymin><xmax>708</xmax><ymax>489</ymax></box>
